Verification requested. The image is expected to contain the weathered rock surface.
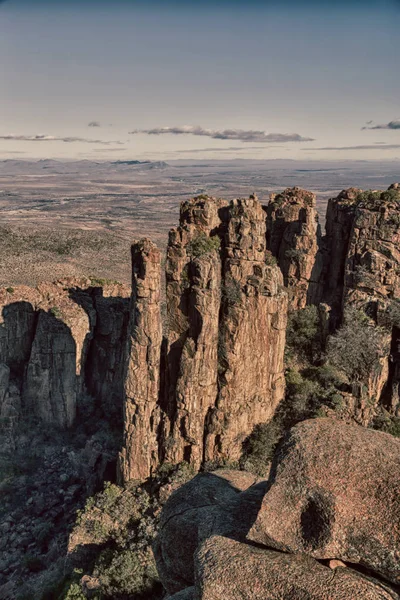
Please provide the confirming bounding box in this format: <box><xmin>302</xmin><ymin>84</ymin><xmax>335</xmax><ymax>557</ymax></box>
<box><xmin>0</xmin><ymin>279</ymin><xmax>130</xmax><ymax>430</ymax></box>
<box><xmin>265</xmin><ymin>187</ymin><xmax>324</xmax><ymax>310</ymax></box>
<box><xmin>119</xmin><ymin>239</ymin><xmax>162</xmax><ymax>482</ymax></box>
<box><xmin>248</xmin><ymin>418</ymin><xmax>400</xmax><ymax>586</ymax></box>
<box><xmin>205</xmin><ymin>197</ymin><xmax>287</xmax><ymax>463</ymax></box>
<box><xmin>162</xmin><ymin>197</ymin><xmax>225</xmax><ymax>469</ymax></box>
<box><xmin>196</xmin><ymin>535</ymin><xmax>400</xmax><ymax>600</ymax></box>
<box><xmin>120</xmin><ymin>195</ymin><xmax>288</xmax><ymax>481</ymax></box>
<box><xmin>341</xmin><ymin>187</ymin><xmax>400</xmax><ymax>413</ymax></box>
<box><xmin>153</xmin><ymin>470</ymin><xmax>264</xmax><ymax>593</ymax></box>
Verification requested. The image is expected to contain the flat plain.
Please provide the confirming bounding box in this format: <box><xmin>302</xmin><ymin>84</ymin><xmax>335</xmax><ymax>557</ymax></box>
<box><xmin>0</xmin><ymin>158</ymin><xmax>398</xmax><ymax>286</ymax></box>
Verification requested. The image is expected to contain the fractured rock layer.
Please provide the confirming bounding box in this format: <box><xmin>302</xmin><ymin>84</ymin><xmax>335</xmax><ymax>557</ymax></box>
<box><xmin>266</xmin><ymin>187</ymin><xmax>324</xmax><ymax>310</ymax></box>
<box><xmin>119</xmin><ymin>239</ymin><xmax>162</xmax><ymax>482</ymax></box>
<box><xmin>0</xmin><ymin>279</ymin><xmax>129</xmax><ymax>430</ymax></box>
<box><xmin>120</xmin><ymin>195</ymin><xmax>288</xmax><ymax>480</ymax></box>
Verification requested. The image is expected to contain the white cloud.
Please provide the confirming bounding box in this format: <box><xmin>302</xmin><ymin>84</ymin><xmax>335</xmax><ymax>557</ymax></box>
<box><xmin>130</xmin><ymin>125</ymin><xmax>314</xmax><ymax>143</ymax></box>
<box><xmin>0</xmin><ymin>134</ymin><xmax>124</xmax><ymax>145</ymax></box>
<box><xmin>362</xmin><ymin>119</ymin><xmax>400</xmax><ymax>130</ymax></box>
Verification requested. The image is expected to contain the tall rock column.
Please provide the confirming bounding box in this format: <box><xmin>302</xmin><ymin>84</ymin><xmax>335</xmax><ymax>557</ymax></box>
<box><xmin>204</xmin><ymin>196</ymin><xmax>288</xmax><ymax>463</ymax></box>
<box><xmin>323</xmin><ymin>188</ymin><xmax>359</xmax><ymax>319</ymax></box>
<box><xmin>162</xmin><ymin>197</ymin><xmax>226</xmax><ymax>469</ymax></box>
<box><xmin>265</xmin><ymin>187</ymin><xmax>323</xmax><ymax>310</ymax></box>
<box><xmin>341</xmin><ymin>186</ymin><xmax>400</xmax><ymax>413</ymax></box>
<box><xmin>118</xmin><ymin>239</ymin><xmax>162</xmax><ymax>482</ymax></box>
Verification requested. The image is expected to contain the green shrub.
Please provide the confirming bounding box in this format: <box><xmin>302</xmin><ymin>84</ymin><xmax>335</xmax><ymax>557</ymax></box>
<box><xmin>89</xmin><ymin>276</ymin><xmax>120</xmax><ymax>287</ymax></box>
<box><xmin>64</xmin><ymin>583</ymin><xmax>88</xmax><ymax>600</ymax></box>
<box><xmin>93</xmin><ymin>547</ymin><xmax>161</xmax><ymax>599</ymax></box>
<box><xmin>265</xmin><ymin>251</ymin><xmax>277</xmax><ymax>266</ymax></box>
<box><xmin>187</xmin><ymin>233</ymin><xmax>221</xmax><ymax>258</ymax></box>
<box><xmin>6</xmin><ymin>287</ymin><xmax>14</xmax><ymax>294</ymax></box>
<box><xmin>50</xmin><ymin>306</ymin><xmax>62</xmax><ymax>318</ymax></box>
<box><xmin>285</xmin><ymin>305</ymin><xmax>321</xmax><ymax>363</ymax></box>
<box><xmin>326</xmin><ymin>307</ymin><xmax>387</xmax><ymax>383</ymax></box>
<box><xmin>241</xmin><ymin>420</ymin><xmax>282</xmax><ymax>475</ymax></box>
<box><xmin>372</xmin><ymin>411</ymin><xmax>400</xmax><ymax>438</ymax></box>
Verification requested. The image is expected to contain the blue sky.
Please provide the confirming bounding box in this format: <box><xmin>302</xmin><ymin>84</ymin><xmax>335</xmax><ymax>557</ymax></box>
<box><xmin>0</xmin><ymin>0</ymin><xmax>399</xmax><ymax>160</ymax></box>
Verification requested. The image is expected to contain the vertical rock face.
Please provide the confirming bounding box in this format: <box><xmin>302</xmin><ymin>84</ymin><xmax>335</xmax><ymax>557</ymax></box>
<box><xmin>85</xmin><ymin>290</ymin><xmax>130</xmax><ymax>416</ymax></box>
<box><xmin>162</xmin><ymin>197</ymin><xmax>226</xmax><ymax>469</ymax></box>
<box><xmin>321</xmin><ymin>185</ymin><xmax>400</xmax><ymax>417</ymax></box>
<box><xmin>0</xmin><ymin>280</ymin><xmax>130</xmax><ymax>431</ymax></box>
<box><xmin>265</xmin><ymin>187</ymin><xmax>323</xmax><ymax>310</ymax></box>
<box><xmin>340</xmin><ymin>187</ymin><xmax>400</xmax><ymax>413</ymax></box>
<box><xmin>119</xmin><ymin>240</ymin><xmax>162</xmax><ymax>482</ymax></box>
<box><xmin>23</xmin><ymin>311</ymin><xmax>80</xmax><ymax>428</ymax></box>
<box><xmin>119</xmin><ymin>195</ymin><xmax>288</xmax><ymax>481</ymax></box>
<box><xmin>205</xmin><ymin>197</ymin><xmax>287</xmax><ymax>463</ymax></box>
<box><xmin>323</xmin><ymin>188</ymin><xmax>359</xmax><ymax>317</ymax></box>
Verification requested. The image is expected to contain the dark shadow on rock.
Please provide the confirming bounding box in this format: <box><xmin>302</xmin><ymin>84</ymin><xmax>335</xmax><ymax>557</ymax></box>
<box><xmin>68</xmin><ymin>285</ymin><xmax>130</xmax><ymax>424</ymax></box>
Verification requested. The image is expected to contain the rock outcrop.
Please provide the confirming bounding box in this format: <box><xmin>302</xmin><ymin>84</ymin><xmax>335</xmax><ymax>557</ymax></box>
<box><xmin>205</xmin><ymin>197</ymin><xmax>287</xmax><ymax>463</ymax></box>
<box><xmin>155</xmin><ymin>418</ymin><xmax>400</xmax><ymax>599</ymax></box>
<box><xmin>265</xmin><ymin>187</ymin><xmax>324</xmax><ymax>310</ymax></box>
<box><xmin>0</xmin><ymin>279</ymin><xmax>130</xmax><ymax>431</ymax></box>
<box><xmin>162</xmin><ymin>197</ymin><xmax>226</xmax><ymax>469</ymax></box>
<box><xmin>153</xmin><ymin>470</ymin><xmax>263</xmax><ymax>593</ymax></box>
<box><xmin>196</xmin><ymin>535</ymin><xmax>400</xmax><ymax>600</ymax></box>
<box><xmin>119</xmin><ymin>240</ymin><xmax>162</xmax><ymax>482</ymax></box>
<box><xmin>119</xmin><ymin>195</ymin><xmax>288</xmax><ymax>480</ymax></box>
<box><xmin>248</xmin><ymin>418</ymin><xmax>400</xmax><ymax>586</ymax></box>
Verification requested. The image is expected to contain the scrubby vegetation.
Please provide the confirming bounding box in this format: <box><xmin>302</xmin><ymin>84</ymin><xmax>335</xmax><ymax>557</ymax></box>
<box><xmin>59</xmin><ymin>463</ymin><xmax>195</xmax><ymax>600</ymax></box>
<box><xmin>187</xmin><ymin>233</ymin><xmax>221</xmax><ymax>258</ymax></box>
<box><xmin>242</xmin><ymin>303</ymin><xmax>395</xmax><ymax>475</ymax></box>
<box><xmin>355</xmin><ymin>188</ymin><xmax>400</xmax><ymax>209</ymax></box>
<box><xmin>327</xmin><ymin>307</ymin><xmax>387</xmax><ymax>383</ymax></box>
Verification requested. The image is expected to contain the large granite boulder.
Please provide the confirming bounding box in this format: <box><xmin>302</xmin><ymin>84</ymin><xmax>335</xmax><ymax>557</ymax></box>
<box><xmin>248</xmin><ymin>418</ymin><xmax>400</xmax><ymax>585</ymax></box>
<box><xmin>153</xmin><ymin>470</ymin><xmax>262</xmax><ymax>594</ymax></box>
<box><xmin>196</xmin><ymin>535</ymin><xmax>400</xmax><ymax>600</ymax></box>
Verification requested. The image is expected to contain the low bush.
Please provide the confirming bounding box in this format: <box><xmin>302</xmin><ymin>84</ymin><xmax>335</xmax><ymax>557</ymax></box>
<box><xmin>187</xmin><ymin>233</ymin><xmax>221</xmax><ymax>258</ymax></box>
<box><xmin>285</xmin><ymin>305</ymin><xmax>322</xmax><ymax>364</ymax></box>
<box><xmin>326</xmin><ymin>307</ymin><xmax>387</xmax><ymax>384</ymax></box>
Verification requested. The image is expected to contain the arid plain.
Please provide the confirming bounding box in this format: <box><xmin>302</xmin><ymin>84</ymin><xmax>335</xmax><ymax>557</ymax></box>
<box><xmin>0</xmin><ymin>158</ymin><xmax>398</xmax><ymax>286</ymax></box>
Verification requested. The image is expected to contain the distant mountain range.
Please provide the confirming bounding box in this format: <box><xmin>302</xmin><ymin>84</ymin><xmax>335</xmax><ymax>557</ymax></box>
<box><xmin>0</xmin><ymin>158</ymin><xmax>169</xmax><ymax>175</ymax></box>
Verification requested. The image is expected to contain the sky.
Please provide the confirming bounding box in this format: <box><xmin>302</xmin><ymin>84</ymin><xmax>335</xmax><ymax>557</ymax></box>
<box><xmin>0</xmin><ymin>0</ymin><xmax>400</xmax><ymax>161</ymax></box>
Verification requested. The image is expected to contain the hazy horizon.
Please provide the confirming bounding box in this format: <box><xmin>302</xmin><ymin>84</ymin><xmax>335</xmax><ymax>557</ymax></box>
<box><xmin>1</xmin><ymin>0</ymin><xmax>400</xmax><ymax>161</ymax></box>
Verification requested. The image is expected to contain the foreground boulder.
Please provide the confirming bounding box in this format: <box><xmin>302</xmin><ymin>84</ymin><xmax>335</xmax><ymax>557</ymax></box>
<box><xmin>248</xmin><ymin>418</ymin><xmax>400</xmax><ymax>585</ymax></box>
<box><xmin>196</xmin><ymin>535</ymin><xmax>400</xmax><ymax>600</ymax></box>
<box><xmin>153</xmin><ymin>470</ymin><xmax>262</xmax><ymax>593</ymax></box>
<box><xmin>167</xmin><ymin>588</ymin><xmax>196</xmax><ymax>600</ymax></box>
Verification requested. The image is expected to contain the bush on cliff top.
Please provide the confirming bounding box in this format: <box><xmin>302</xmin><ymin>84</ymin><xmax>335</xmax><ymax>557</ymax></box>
<box><xmin>327</xmin><ymin>307</ymin><xmax>387</xmax><ymax>383</ymax></box>
<box><xmin>187</xmin><ymin>233</ymin><xmax>221</xmax><ymax>258</ymax></box>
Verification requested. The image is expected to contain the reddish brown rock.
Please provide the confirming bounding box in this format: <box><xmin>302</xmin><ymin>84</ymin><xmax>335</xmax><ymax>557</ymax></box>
<box><xmin>162</xmin><ymin>197</ymin><xmax>226</xmax><ymax>468</ymax></box>
<box><xmin>266</xmin><ymin>187</ymin><xmax>324</xmax><ymax>310</ymax></box>
<box><xmin>341</xmin><ymin>187</ymin><xmax>400</xmax><ymax>413</ymax></box>
<box><xmin>248</xmin><ymin>418</ymin><xmax>400</xmax><ymax>586</ymax></box>
<box><xmin>196</xmin><ymin>535</ymin><xmax>400</xmax><ymax>600</ymax></box>
<box><xmin>205</xmin><ymin>197</ymin><xmax>287</xmax><ymax>463</ymax></box>
<box><xmin>0</xmin><ymin>278</ymin><xmax>130</xmax><ymax>430</ymax></box>
<box><xmin>154</xmin><ymin>469</ymin><xmax>265</xmax><ymax>594</ymax></box>
<box><xmin>154</xmin><ymin>195</ymin><xmax>287</xmax><ymax>475</ymax></box>
<box><xmin>119</xmin><ymin>239</ymin><xmax>162</xmax><ymax>482</ymax></box>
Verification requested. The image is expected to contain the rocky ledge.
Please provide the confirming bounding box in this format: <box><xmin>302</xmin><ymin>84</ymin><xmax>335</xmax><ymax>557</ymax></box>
<box><xmin>156</xmin><ymin>417</ymin><xmax>400</xmax><ymax>599</ymax></box>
